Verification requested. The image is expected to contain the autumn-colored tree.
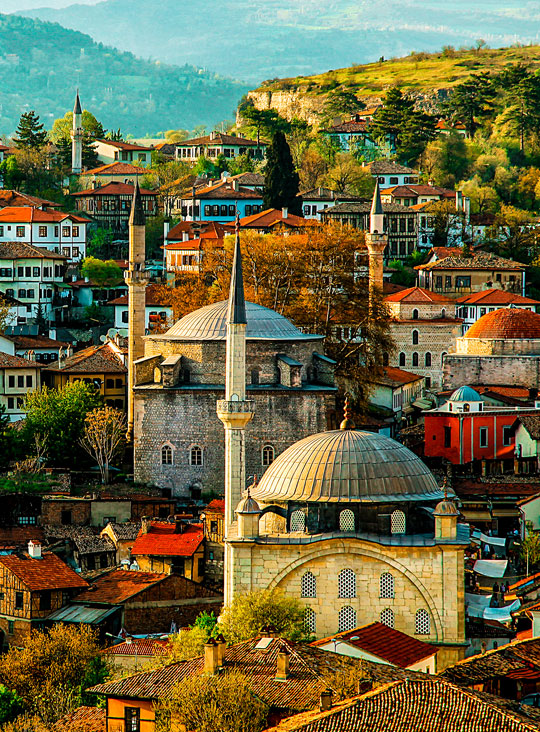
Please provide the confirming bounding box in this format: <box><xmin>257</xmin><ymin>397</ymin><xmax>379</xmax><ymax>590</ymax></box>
<box><xmin>0</xmin><ymin>625</ymin><xmax>107</xmax><ymax>725</ymax></box>
<box><xmin>323</xmin><ymin>153</ymin><xmax>374</xmax><ymax>195</ymax></box>
<box><xmin>424</xmin><ymin>200</ymin><xmax>467</xmax><ymax>247</ymax></box>
<box><xmin>489</xmin><ymin>204</ymin><xmax>540</xmax><ymax>262</ymax></box>
<box><xmin>0</xmin><ymin>299</ymin><xmax>12</xmax><ymax>334</ymax></box>
<box><xmin>81</xmin><ymin>257</ymin><xmax>124</xmax><ymax>287</ymax></box>
<box><xmin>80</xmin><ymin>407</ymin><xmax>126</xmax><ymax>484</ymax></box>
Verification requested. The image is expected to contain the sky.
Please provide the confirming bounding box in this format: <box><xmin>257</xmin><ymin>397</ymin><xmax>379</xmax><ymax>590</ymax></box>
<box><xmin>2</xmin><ymin>0</ymin><xmax>99</xmax><ymax>10</ymax></box>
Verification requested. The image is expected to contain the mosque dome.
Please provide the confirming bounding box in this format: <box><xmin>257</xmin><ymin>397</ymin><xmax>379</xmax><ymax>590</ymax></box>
<box><xmin>449</xmin><ymin>386</ymin><xmax>482</xmax><ymax>402</ymax></box>
<box><xmin>236</xmin><ymin>493</ymin><xmax>261</xmax><ymax>514</ymax></box>
<box><xmin>161</xmin><ymin>300</ymin><xmax>321</xmax><ymax>342</ymax></box>
<box><xmin>250</xmin><ymin>427</ymin><xmax>443</xmax><ymax>504</ymax></box>
<box><xmin>464</xmin><ymin>308</ymin><xmax>540</xmax><ymax>340</ymax></box>
<box><xmin>434</xmin><ymin>497</ymin><xmax>460</xmax><ymax>516</ymax></box>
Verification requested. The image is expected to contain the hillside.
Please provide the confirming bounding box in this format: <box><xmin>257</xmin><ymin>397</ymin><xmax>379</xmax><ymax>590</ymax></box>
<box><xmin>0</xmin><ymin>14</ymin><xmax>247</xmax><ymax>136</ymax></box>
<box><xmin>19</xmin><ymin>0</ymin><xmax>540</xmax><ymax>84</ymax></box>
<box><xmin>247</xmin><ymin>45</ymin><xmax>540</xmax><ymax>124</ymax></box>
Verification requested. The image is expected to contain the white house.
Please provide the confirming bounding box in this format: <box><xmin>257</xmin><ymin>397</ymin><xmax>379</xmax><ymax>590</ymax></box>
<box><xmin>0</xmin><ymin>351</ymin><xmax>41</xmax><ymax>421</ymax></box>
<box><xmin>365</xmin><ymin>160</ymin><xmax>419</xmax><ymax>187</ymax></box>
<box><xmin>0</xmin><ymin>207</ymin><xmax>89</xmax><ymax>261</ymax></box>
<box><xmin>370</xmin><ymin>366</ymin><xmax>426</xmax><ymax>437</ymax></box>
<box><xmin>93</xmin><ymin>139</ymin><xmax>153</xmax><ymax>166</ymax></box>
<box><xmin>456</xmin><ymin>290</ymin><xmax>540</xmax><ymax>332</ymax></box>
<box><xmin>179</xmin><ymin>179</ymin><xmax>263</xmax><ymax>221</ymax></box>
<box><xmin>108</xmin><ymin>284</ymin><xmax>173</xmax><ymax>331</ymax></box>
<box><xmin>301</xmin><ymin>187</ymin><xmax>363</xmax><ymax>220</ymax></box>
<box><xmin>0</xmin><ymin>243</ymin><xmax>67</xmax><ymax>324</ymax></box>
<box><xmin>175</xmin><ymin>132</ymin><xmax>266</xmax><ymax>164</ymax></box>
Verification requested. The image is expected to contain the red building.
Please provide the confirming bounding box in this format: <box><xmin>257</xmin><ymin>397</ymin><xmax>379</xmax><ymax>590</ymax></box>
<box><xmin>425</xmin><ymin>385</ymin><xmax>538</xmax><ymax>467</ymax></box>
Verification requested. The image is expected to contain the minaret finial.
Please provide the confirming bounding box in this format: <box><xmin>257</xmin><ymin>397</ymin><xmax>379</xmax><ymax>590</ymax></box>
<box><xmin>340</xmin><ymin>394</ymin><xmax>355</xmax><ymax>430</ymax></box>
<box><xmin>129</xmin><ymin>177</ymin><xmax>145</xmax><ymax>227</ymax></box>
<box><xmin>370</xmin><ymin>179</ymin><xmax>384</xmax><ymax>234</ymax></box>
<box><xmin>228</xmin><ymin>211</ymin><xmax>246</xmax><ymax>325</ymax></box>
<box><xmin>74</xmin><ymin>89</ymin><xmax>82</xmax><ymax>116</ymax></box>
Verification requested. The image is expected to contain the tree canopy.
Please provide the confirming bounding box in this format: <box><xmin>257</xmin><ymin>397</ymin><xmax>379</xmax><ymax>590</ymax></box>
<box><xmin>81</xmin><ymin>257</ymin><xmax>124</xmax><ymax>287</ymax></box>
<box><xmin>13</xmin><ymin>111</ymin><xmax>47</xmax><ymax>150</ymax></box>
<box><xmin>263</xmin><ymin>131</ymin><xmax>302</xmax><ymax>215</ymax></box>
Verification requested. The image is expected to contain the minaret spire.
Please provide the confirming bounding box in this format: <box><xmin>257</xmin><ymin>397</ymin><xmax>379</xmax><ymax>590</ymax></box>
<box><xmin>370</xmin><ymin>179</ymin><xmax>384</xmax><ymax>234</ymax></box>
<box><xmin>228</xmin><ymin>214</ymin><xmax>246</xmax><ymax>325</ymax></box>
<box><xmin>365</xmin><ymin>181</ymin><xmax>388</xmax><ymax>312</ymax></box>
<box><xmin>71</xmin><ymin>89</ymin><xmax>83</xmax><ymax>175</ymax></box>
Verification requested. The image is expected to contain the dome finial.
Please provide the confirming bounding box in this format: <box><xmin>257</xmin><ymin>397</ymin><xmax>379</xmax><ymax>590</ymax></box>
<box><xmin>340</xmin><ymin>394</ymin><xmax>355</xmax><ymax>430</ymax></box>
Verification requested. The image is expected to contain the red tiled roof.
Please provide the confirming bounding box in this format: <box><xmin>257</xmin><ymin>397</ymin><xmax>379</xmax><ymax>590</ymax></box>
<box><xmin>76</xmin><ymin>569</ymin><xmax>168</xmax><ymax>604</ymax></box>
<box><xmin>0</xmin><ymin>206</ymin><xmax>89</xmax><ymax>223</ymax></box>
<box><xmin>416</xmin><ymin>251</ymin><xmax>526</xmax><ymax>272</ymax></box>
<box><xmin>311</xmin><ymin>622</ymin><xmax>436</xmax><ymax>668</ymax></box>
<box><xmin>0</xmin><ymin>352</ymin><xmax>42</xmax><ymax>369</ymax></box>
<box><xmin>0</xmin><ymin>242</ymin><xmax>68</xmax><ymax>260</ymax></box>
<box><xmin>108</xmin><ymin>283</ymin><xmax>172</xmax><ymax>307</ymax></box>
<box><xmin>239</xmin><ymin>208</ymin><xmax>317</xmax><ymax>228</ymax></box>
<box><xmin>329</xmin><ymin>119</ymin><xmax>369</xmax><ymax>133</ymax></box>
<box><xmin>72</xmin><ymin>182</ymin><xmax>156</xmax><ymax>197</ymax></box>
<box><xmin>0</xmin><ymin>190</ymin><xmax>61</xmax><ymax>208</ymax></box>
<box><xmin>431</xmin><ymin>246</ymin><xmax>464</xmax><ymax>260</ymax></box>
<box><xmin>107</xmin><ymin>638</ymin><xmax>170</xmax><ymax>656</ymax></box>
<box><xmin>206</xmin><ymin>499</ymin><xmax>225</xmax><ymax>512</ymax></box>
<box><xmin>11</xmin><ymin>334</ymin><xmax>69</xmax><ymax>349</ymax></box>
<box><xmin>53</xmin><ymin>705</ymin><xmax>105</xmax><ymax>732</ymax></box>
<box><xmin>375</xmin><ymin>366</ymin><xmax>424</xmax><ymax>387</ymax></box>
<box><xmin>384</xmin><ymin>286</ymin><xmax>453</xmax><ymax>303</ymax></box>
<box><xmin>177</xmin><ymin>133</ymin><xmax>261</xmax><ymax>147</ymax></box>
<box><xmin>84</xmin><ymin>162</ymin><xmax>148</xmax><ymax>176</ymax></box>
<box><xmin>0</xmin><ymin>552</ymin><xmax>88</xmax><ymax>591</ymax></box>
<box><xmin>166</xmin><ymin>221</ymin><xmax>228</xmax><ymax>241</ymax></box>
<box><xmin>43</xmin><ymin>342</ymin><xmax>126</xmax><ymax>374</ymax></box>
<box><xmin>464</xmin><ymin>308</ymin><xmax>540</xmax><ymax>340</ymax></box>
<box><xmin>95</xmin><ymin>139</ymin><xmax>152</xmax><ymax>151</ymax></box>
<box><xmin>457</xmin><ymin>289</ymin><xmax>540</xmax><ymax>306</ymax></box>
<box><xmin>131</xmin><ymin>522</ymin><xmax>203</xmax><ymax>558</ymax></box>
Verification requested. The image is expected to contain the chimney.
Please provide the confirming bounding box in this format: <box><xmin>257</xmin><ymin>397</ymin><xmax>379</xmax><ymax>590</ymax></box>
<box><xmin>141</xmin><ymin>516</ymin><xmax>151</xmax><ymax>534</ymax></box>
<box><xmin>66</xmin><ymin>345</ymin><xmax>73</xmax><ymax>358</ymax></box>
<box><xmin>319</xmin><ymin>689</ymin><xmax>333</xmax><ymax>711</ymax></box>
<box><xmin>282</xmin><ymin>207</ymin><xmax>288</xmax><ymax>219</ymax></box>
<box><xmin>58</xmin><ymin>346</ymin><xmax>65</xmax><ymax>368</ymax></box>
<box><xmin>204</xmin><ymin>638</ymin><xmax>219</xmax><ymax>674</ymax></box>
<box><xmin>215</xmin><ymin>633</ymin><xmax>226</xmax><ymax>665</ymax></box>
<box><xmin>276</xmin><ymin>647</ymin><xmax>290</xmax><ymax>681</ymax></box>
<box><xmin>28</xmin><ymin>540</ymin><xmax>41</xmax><ymax>559</ymax></box>
<box><xmin>232</xmin><ymin>179</ymin><xmax>239</xmax><ymax>191</ymax></box>
<box><xmin>174</xmin><ymin>515</ymin><xmax>185</xmax><ymax>533</ymax></box>
<box><xmin>260</xmin><ymin>624</ymin><xmax>278</xmax><ymax>638</ymax></box>
<box><xmin>456</xmin><ymin>190</ymin><xmax>463</xmax><ymax>211</ymax></box>
<box><xmin>532</xmin><ymin>611</ymin><xmax>540</xmax><ymax>638</ymax></box>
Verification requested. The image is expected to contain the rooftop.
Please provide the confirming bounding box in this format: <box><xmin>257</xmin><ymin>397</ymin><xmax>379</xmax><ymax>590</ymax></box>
<box><xmin>0</xmin><ymin>190</ymin><xmax>61</xmax><ymax>208</ymax></box>
<box><xmin>239</xmin><ymin>208</ymin><xmax>317</xmax><ymax>229</ymax></box>
<box><xmin>108</xmin><ymin>283</ymin><xmax>171</xmax><ymax>307</ymax></box>
<box><xmin>513</xmin><ymin>415</ymin><xmax>540</xmax><ymax>441</ymax></box>
<box><xmin>416</xmin><ymin>251</ymin><xmax>526</xmax><ymax>271</ymax></box>
<box><xmin>367</xmin><ymin>160</ymin><xmax>418</xmax><ymax>175</ymax></box>
<box><xmin>106</xmin><ymin>638</ymin><xmax>170</xmax><ymax>656</ymax></box>
<box><xmin>43</xmin><ymin>342</ymin><xmax>126</xmax><ymax>374</ymax></box>
<box><xmin>0</xmin><ymin>206</ymin><xmax>89</xmax><ymax>224</ymax></box>
<box><xmin>72</xmin><ymin>182</ymin><xmax>156</xmax><ymax>197</ymax></box>
<box><xmin>177</xmin><ymin>133</ymin><xmax>262</xmax><ymax>147</ymax></box>
<box><xmin>187</xmin><ymin>180</ymin><xmax>263</xmax><ymax>200</ymax></box>
<box><xmin>53</xmin><ymin>705</ymin><xmax>105</xmax><ymax>732</ymax></box>
<box><xmin>75</xmin><ymin>569</ymin><xmax>170</xmax><ymax>604</ymax></box>
<box><xmin>0</xmin><ymin>351</ymin><xmax>41</xmax><ymax>369</ymax></box>
<box><xmin>373</xmin><ymin>366</ymin><xmax>424</xmax><ymax>387</ymax></box>
<box><xmin>84</xmin><ymin>161</ymin><xmax>149</xmax><ymax>176</ymax></box>
<box><xmin>0</xmin><ymin>241</ymin><xmax>68</xmax><ymax>260</ymax></box>
<box><xmin>441</xmin><ymin>637</ymin><xmax>540</xmax><ymax>686</ymax></box>
<box><xmin>95</xmin><ymin>139</ymin><xmax>152</xmax><ymax>151</ymax></box>
<box><xmin>0</xmin><ymin>551</ymin><xmax>88</xmax><ymax>591</ymax></box>
<box><xmin>384</xmin><ymin>286</ymin><xmax>453</xmax><ymax>304</ymax></box>
<box><xmin>130</xmin><ymin>522</ymin><xmax>203</xmax><ymax>558</ymax></box>
<box><xmin>464</xmin><ymin>308</ymin><xmax>540</xmax><ymax>340</ymax></box>
<box><xmin>457</xmin><ymin>289</ymin><xmax>540</xmax><ymax>306</ymax></box>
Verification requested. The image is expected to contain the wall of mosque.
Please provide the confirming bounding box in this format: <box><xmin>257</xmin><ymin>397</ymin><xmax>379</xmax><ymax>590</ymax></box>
<box><xmin>443</xmin><ymin>354</ymin><xmax>540</xmax><ymax>390</ymax></box>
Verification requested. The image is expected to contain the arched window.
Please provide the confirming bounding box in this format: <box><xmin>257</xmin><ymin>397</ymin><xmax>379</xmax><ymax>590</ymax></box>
<box><xmin>463</xmin><ymin>403</ymin><xmax>470</xmax><ymax>412</ymax></box>
<box><xmin>382</xmin><ymin>351</ymin><xmax>389</xmax><ymax>366</ymax></box>
<box><xmin>415</xmin><ymin>609</ymin><xmax>430</xmax><ymax>635</ymax></box>
<box><xmin>380</xmin><ymin>608</ymin><xmax>395</xmax><ymax>628</ymax></box>
<box><xmin>441</xmin><ymin>352</ymin><xmax>447</xmax><ymax>366</ymax></box>
<box><xmin>190</xmin><ymin>446</ymin><xmax>203</xmax><ymax>466</ymax></box>
<box><xmin>425</xmin><ymin>352</ymin><xmax>432</xmax><ymax>367</ymax></box>
<box><xmin>301</xmin><ymin>571</ymin><xmax>317</xmax><ymax>598</ymax></box>
<box><xmin>412</xmin><ymin>308</ymin><xmax>419</xmax><ymax>320</ymax></box>
<box><xmin>339</xmin><ymin>509</ymin><xmax>355</xmax><ymax>532</ymax></box>
<box><xmin>399</xmin><ymin>352</ymin><xmax>406</xmax><ymax>367</ymax></box>
<box><xmin>290</xmin><ymin>510</ymin><xmax>306</xmax><ymax>532</ymax></box>
<box><xmin>251</xmin><ymin>368</ymin><xmax>260</xmax><ymax>385</ymax></box>
<box><xmin>412</xmin><ymin>329</ymin><xmax>419</xmax><ymax>345</ymax></box>
<box><xmin>441</xmin><ymin>308</ymin><xmax>446</xmax><ymax>318</ymax></box>
<box><xmin>161</xmin><ymin>445</ymin><xmax>173</xmax><ymax>465</ymax></box>
<box><xmin>338</xmin><ymin>568</ymin><xmax>356</xmax><ymax>598</ymax></box>
<box><xmin>412</xmin><ymin>352</ymin><xmax>419</xmax><ymax>367</ymax></box>
<box><xmin>391</xmin><ymin>510</ymin><xmax>406</xmax><ymax>534</ymax></box>
<box><xmin>338</xmin><ymin>606</ymin><xmax>357</xmax><ymax>632</ymax></box>
<box><xmin>262</xmin><ymin>445</ymin><xmax>275</xmax><ymax>466</ymax></box>
<box><xmin>379</xmin><ymin>572</ymin><xmax>395</xmax><ymax>599</ymax></box>
<box><xmin>304</xmin><ymin>607</ymin><xmax>316</xmax><ymax>634</ymax></box>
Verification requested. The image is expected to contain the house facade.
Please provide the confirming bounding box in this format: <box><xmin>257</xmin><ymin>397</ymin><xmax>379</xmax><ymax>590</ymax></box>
<box><xmin>175</xmin><ymin>132</ymin><xmax>266</xmax><ymax>163</ymax></box>
<box><xmin>456</xmin><ymin>290</ymin><xmax>540</xmax><ymax>332</ymax></box>
<box><xmin>93</xmin><ymin>140</ymin><xmax>153</xmax><ymax>166</ymax></box>
<box><xmin>0</xmin><ymin>207</ymin><xmax>88</xmax><ymax>261</ymax></box>
<box><xmin>130</xmin><ymin>519</ymin><xmax>205</xmax><ymax>581</ymax></box>
<box><xmin>370</xmin><ymin>366</ymin><xmax>425</xmax><ymax>436</ymax></box>
<box><xmin>72</xmin><ymin>182</ymin><xmax>158</xmax><ymax>233</ymax></box>
<box><xmin>108</xmin><ymin>284</ymin><xmax>173</xmax><ymax>331</ymax></box>
<box><xmin>178</xmin><ymin>180</ymin><xmax>263</xmax><ymax>221</ymax></box>
<box><xmin>0</xmin><ymin>351</ymin><xmax>41</xmax><ymax>421</ymax></box>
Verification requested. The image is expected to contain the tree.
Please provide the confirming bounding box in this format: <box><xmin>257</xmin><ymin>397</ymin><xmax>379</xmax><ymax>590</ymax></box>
<box><xmin>239</xmin><ymin>102</ymin><xmax>290</xmax><ymax>144</ymax></box>
<box><xmin>495</xmin><ymin>66</ymin><xmax>540</xmax><ymax>154</ymax></box>
<box><xmin>51</xmin><ymin>110</ymin><xmax>104</xmax><ymax>171</ymax></box>
<box><xmin>0</xmin><ymin>625</ymin><xmax>107</xmax><ymax>725</ymax></box>
<box><xmin>323</xmin><ymin>88</ymin><xmax>364</xmax><ymax>122</ymax></box>
<box><xmin>443</xmin><ymin>73</ymin><xmax>496</xmax><ymax>137</ymax></box>
<box><xmin>488</xmin><ymin>205</ymin><xmax>540</xmax><ymax>262</ymax></box>
<box><xmin>164</xmin><ymin>129</ymin><xmax>189</xmax><ymax>142</ymax></box>
<box><xmin>13</xmin><ymin>111</ymin><xmax>47</xmax><ymax>150</ymax></box>
<box><xmin>79</xmin><ymin>407</ymin><xmax>126</xmax><ymax>484</ymax></box>
<box><xmin>520</xmin><ymin>529</ymin><xmax>540</xmax><ymax>571</ymax></box>
<box><xmin>1</xmin><ymin>148</ymin><xmax>61</xmax><ymax>198</ymax></box>
<box><xmin>24</xmin><ymin>382</ymin><xmax>102</xmax><ymax>467</ymax></box>
<box><xmin>218</xmin><ymin>588</ymin><xmax>308</xmax><ymax>643</ymax></box>
<box><xmin>151</xmin><ymin>627</ymin><xmax>209</xmax><ymax>670</ymax></box>
<box><xmin>424</xmin><ymin>200</ymin><xmax>466</xmax><ymax>247</ymax></box>
<box><xmin>155</xmin><ymin>670</ymin><xmax>268</xmax><ymax>732</ymax></box>
<box><xmin>324</xmin><ymin>153</ymin><xmax>374</xmax><ymax>195</ymax></box>
<box><xmin>420</xmin><ymin>133</ymin><xmax>471</xmax><ymax>188</ymax></box>
<box><xmin>87</xmin><ymin>228</ymin><xmax>114</xmax><ymax>259</ymax></box>
<box><xmin>0</xmin><ymin>686</ymin><xmax>23</xmax><ymax>725</ymax></box>
<box><xmin>0</xmin><ymin>298</ymin><xmax>13</xmax><ymax>334</ymax></box>
<box><xmin>459</xmin><ymin>176</ymin><xmax>499</xmax><ymax>214</ymax></box>
<box><xmin>263</xmin><ymin>131</ymin><xmax>302</xmax><ymax>215</ymax></box>
<box><xmin>81</xmin><ymin>257</ymin><xmax>123</xmax><ymax>287</ymax></box>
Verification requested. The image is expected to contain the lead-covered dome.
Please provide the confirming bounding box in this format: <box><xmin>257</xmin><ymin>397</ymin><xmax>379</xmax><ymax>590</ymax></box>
<box><xmin>450</xmin><ymin>386</ymin><xmax>482</xmax><ymax>402</ymax></box>
<box><xmin>464</xmin><ymin>308</ymin><xmax>540</xmax><ymax>340</ymax></box>
<box><xmin>251</xmin><ymin>428</ymin><xmax>443</xmax><ymax>504</ymax></box>
<box><xmin>162</xmin><ymin>300</ymin><xmax>321</xmax><ymax>341</ymax></box>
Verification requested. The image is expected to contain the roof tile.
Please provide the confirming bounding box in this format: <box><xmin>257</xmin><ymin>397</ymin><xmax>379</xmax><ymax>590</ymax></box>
<box><xmin>0</xmin><ymin>552</ymin><xmax>88</xmax><ymax>591</ymax></box>
<box><xmin>131</xmin><ymin>522</ymin><xmax>203</xmax><ymax>558</ymax></box>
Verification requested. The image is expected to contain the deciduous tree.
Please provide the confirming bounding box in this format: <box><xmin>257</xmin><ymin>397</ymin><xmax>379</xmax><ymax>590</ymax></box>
<box><xmin>81</xmin><ymin>257</ymin><xmax>123</xmax><ymax>287</ymax></box>
<box><xmin>79</xmin><ymin>406</ymin><xmax>126</xmax><ymax>484</ymax></box>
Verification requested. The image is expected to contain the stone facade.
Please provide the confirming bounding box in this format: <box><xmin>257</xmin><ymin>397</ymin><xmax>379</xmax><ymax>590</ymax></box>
<box><xmin>443</xmin><ymin>354</ymin><xmax>540</xmax><ymax>390</ymax></box>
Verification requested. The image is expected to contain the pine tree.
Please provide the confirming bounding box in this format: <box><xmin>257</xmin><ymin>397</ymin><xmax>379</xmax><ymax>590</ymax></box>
<box><xmin>14</xmin><ymin>111</ymin><xmax>48</xmax><ymax>150</ymax></box>
<box><xmin>263</xmin><ymin>131</ymin><xmax>302</xmax><ymax>215</ymax></box>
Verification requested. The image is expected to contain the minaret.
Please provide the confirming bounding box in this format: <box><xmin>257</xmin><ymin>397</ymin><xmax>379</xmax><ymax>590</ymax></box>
<box><xmin>365</xmin><ymin>180</ymin><xmax>388</xmax><ymax>310</ymax></box>
<box><xmin>125</xmin><ymin>179</ymin><xmax>149</xmax><ymax>442</ymax></box>
<box><xmin>71</xmin><ymin>90</ymin><xmax>83</xmax><ymax>175</ymax></box>
<box><xmin>217</xmin><ymin>219</ymin><xmax>254</xmax><ymax>604</ymax></box>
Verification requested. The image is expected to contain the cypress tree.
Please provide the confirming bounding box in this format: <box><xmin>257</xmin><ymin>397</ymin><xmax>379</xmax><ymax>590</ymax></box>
<box><xmin>14</xmin><ymin>111</ymin><xmax>48</xmax><ymax>150</ymax></box>
<box><xmin>263</xmin><ymin>131</ymin><xmax>302</xmax><ymax>215</ymax></box>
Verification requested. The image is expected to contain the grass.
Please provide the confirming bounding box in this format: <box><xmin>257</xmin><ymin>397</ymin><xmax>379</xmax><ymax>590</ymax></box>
<box><xmin>257</xmin><ymin>45</ymin><xmax>540</xmax><ymax>97</ymax></box>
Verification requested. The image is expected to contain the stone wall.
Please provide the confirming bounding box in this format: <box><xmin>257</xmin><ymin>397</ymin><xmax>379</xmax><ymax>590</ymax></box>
<box><xmin>41</xmin><ymin>498</ymin><xmax>91</xmax><ymax>526</ymax></box>
<box><xmin>390</xmin><ymin>321</ymin><xmax>462</xmax><ymax>388</ymax></box>
<box><xmin>455</xmin><ymin>337</ymin><xmax>540</xmax><ymax>357</ymax></box>
<box><xmin>387</xmin><ymin>301</ymin><xmax>456</xmax><ymax>320</ymax></box>
<box><xmin>443</xmin><ymin>354</ymin><xmax>540</xmax><ymax>390</ymax></box>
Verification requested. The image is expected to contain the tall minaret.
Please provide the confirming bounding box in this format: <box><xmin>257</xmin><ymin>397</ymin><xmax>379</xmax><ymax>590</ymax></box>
<box><xmin>365</xmin><ymin>180</ymin><xmax>388</xmax><ymax>310</ymax></box>
<box><xmin>71</xmin><ymin>90</ymin><xmax>83</xmax><ymax>175</ymax></box>
<box><xmin>217</xmin><ymin>220</ymin><xmax>254</xmax><ymax>604</ymax></box>
<box><xmin>125</xmin><ymin>180</ymin><xmax>149</xmax><ymax>442</ymax></box>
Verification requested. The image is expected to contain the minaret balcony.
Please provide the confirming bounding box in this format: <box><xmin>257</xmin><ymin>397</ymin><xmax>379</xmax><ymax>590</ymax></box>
<box><xmin>216</xmin><ymin>399</ymin><xmax>255</xmax><ymax>427</ymax></box>
<box><xmin>125</xmin><ymin>270</ymin><xmax>150</xmax><ymax>286</ymax></box>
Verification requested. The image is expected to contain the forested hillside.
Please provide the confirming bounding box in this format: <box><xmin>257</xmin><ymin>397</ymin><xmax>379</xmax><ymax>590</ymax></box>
<box><xmin>0</xmin><ymin>14</ymin><xmax>247</xmax><ymax>136</ymax></box>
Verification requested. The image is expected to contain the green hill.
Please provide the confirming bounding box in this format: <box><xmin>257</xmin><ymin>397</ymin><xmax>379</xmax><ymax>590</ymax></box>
<box><xmin>0</xmin><ymin>13</ymin><xmax>248</xmax><ymax>136</ymax></box>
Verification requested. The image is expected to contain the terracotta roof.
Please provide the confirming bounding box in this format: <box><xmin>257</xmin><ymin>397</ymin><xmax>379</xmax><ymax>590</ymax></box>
<box><xmin>11</xmin><ymin>334</ymin><xmax>69</xmax><ymax>349</ymax></box>
<box><xmin>457</xmin><ymin>289</ymin><xmax>540</xmax><ymax>306</ymax></box>
<box><xmin>367</xmin><ymin>161</ymin><xmax>417</xmax><ymax>175</ymax></box>
<box><xmin>0</xmin><ymin>190</ymin><xmax>61</xmax><ymax>208</ymax></box>
<box><xmin>107</xmin><ymin>638</ymin><xmax>170</xmax><ymax>656</ymax></box>
<box><xmin>53</xmin><ymin>705</ymin><xmax>105</xmax><ymax>732</ymax></box>
<box><xmin>430</xmin><ymin>246</ymin><xmax>464</xmax><ymax>260</ymax></box>
<box><xmin>464</xmin><ymin>308</ymin><xmax>540</xmax><ymax>340</ymax></box>
<box><xmin>384</xmin><ymin>286</ymin><xmax>453</xmax><ymax>303</ymax></box>
<box><xmin>374</xmin><ymin>366</ymin><xmax>424</xmax><ymax>387</ymax></box>
<box><xmin>177</xmin><ymin>133</ymin><xmax>261</xmax><ymax>147</ymax></box>
<box><xmin>43</xmin><ymin>342</ymin><xmax>126</xmax><ymax>374</ymax></box>
<box><xmin>88</xmin><ymin>637</ymin><xmax>424</xmax><ymax>706</ymax></box>
<box><xmin>328</xmin><ymin>119</ymin><xmax>369</xmax><ymax>133</ymax></box>
<box><xmin>206</xmin><ymin>498</ymin><xmax>225</xmax><ymax>512</ymax></box>
<box><xmin>441</xmin><ymin>637</ymin><xmax>540</xmax><ymax>686</ymax></box>
<box><xmin>239</xmin><ymin>208</ymin><xmax>316</xmax><ymax>229</ymax></box>
<box><xmin>84</xmin><ymin>162</ymin><xmax>148</xmax><ymax>176</ymax></box>
<box><xmin>131</xmin><ymin>522</ymin><xmax>203</xmax><ymax>558</ymax></box>
<box><xmin>75</xmin><ymin>569</ymin><xmax>169</xmax><ymax>604</ymax></box>
<box><xmin>71</xmin><ymin>182</ymin><xmax>156</xmax><ymax>197</ymax></box>
<box><xmin>0</xmin><ymin>552</ymin><xmax>88</xmax><ymax>591</ymax></box>
<box><xmin>166</xmin><ymin>220</ymin><xmax>228</xmax><ymax>241</ymax></box>
<box><xmin>0</xmin><ymin>351</ymin><xmax>41</xmax><ymax>369</ymax></box>
<box><xmin>416</xmin><ymin>251</ymin><xmax>526</xmax><ymax>271</ymax></box>
<box><xmin>311</xmin><ymin>622</ymin><xmax>436</xmax><ymax>667</ymax></box>
<box><xmin>108</xmin><ymin>283</ymin><xmax>171</xmax><ymax>307</ymax></box>
<box><xmin>0</xmin><ymin>206</ymin><xmax>89</xmax><ymax>224</ymax></box>
<box><xmin>265</xmin><ymin>678</ymin><xmax>540</xmax><ymax>732</ymax></box>
<box><xmin>188</xmin><ymin>180</ymin><xmax>263</xmax><ymax>201</ymax></box>
<box><xmin>95</xmin><ymin>139</ymin><xmax>152</xmax><ymax>151</ymax></box>
<box><xmin>0</xmin><ymin>241</ymin><xmax>68</xmax><ymax>260</ymax></box>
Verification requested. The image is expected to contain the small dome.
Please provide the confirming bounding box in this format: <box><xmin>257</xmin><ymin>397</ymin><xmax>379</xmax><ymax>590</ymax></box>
<box><xmin>434</xmin><ymin>498</ymin><xmax>460</xmax><ymax>516</ymax></box>
<box><xmin>464</xmin><ymin>308</ymin><xmax>540</xmax><ymax>340</ymax></box>
<box><xmin>251</xmin><ymin>429</ymin><xmax>443</xmax><ymax>504</ymax></box>
<box><xmin>236</xmin><ymin>493</ymin><xmax>261</xmax><ymax>514</ymax></box>
<box><xmin>161</xmin><ymin>300</ymin><xmax>321</xmax><ymax>342</ymax></box>
<box><xmin>450</xmin><ymin>386</ymin><xmax>483</xmax><ymax>402</ymax></box>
